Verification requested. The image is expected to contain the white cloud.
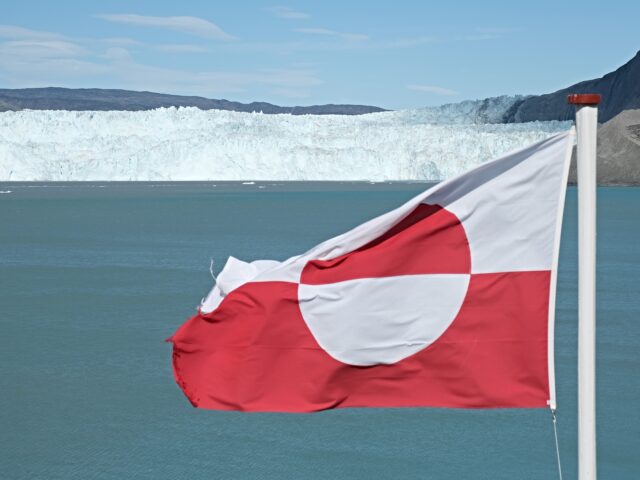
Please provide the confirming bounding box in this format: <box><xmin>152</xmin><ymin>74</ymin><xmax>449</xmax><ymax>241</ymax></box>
<box><xmin>295</xmin><ymin>27</ymin><xmax>368</xmax><ymax>42</ymax></box>
<box><xmin>0</xmin><ymin>23</ymin><xmax>324</xmax><ymax>96</ymax></box>
<box><xmin>0</xmin><ymin>40</ymin><xmax>321</xmax><ymax>96</ymax></box>
<box><xmin>103</xmin><ymin>47</ymin><xmax>133</xmax><ymax>62</ymax></box>
<box><xmin>0</xmin><ymin>24</ymin><xmax>97</xmax><ymax>85</ymax></box>
<box><xmin>0</xmin><ymin>40</ymin><xmax>88</xmax><ymax>59</ymax></box>
<box><xmin>407</xmin><ymin>84</ymin><xmax>458</xmax><ymax>96</ymax></box>
<box><xmin>0</xmin><ymin>53</ymin><xmax>110</xmax><ymax>85</ymax></box>
<box><xmin>116</xmin><ymin>62</ymin><xmax>321</xmax><ymax>95</ymax></box>
<box><xmin>0</xmin><ymin>25</ymin><xmax>66</xmax><ymax>41</ymax></box>
<box><xmin>101</xmin><ymin>37</ymin><xmax>143</xmax><ymax>46</ymax></box>
<box><xmin>155</xmin><ymin>44</ymin><xmax>208</xmax><ymax>53</ymax></box>
<box><xmin>95</xmin><ymin>14</ymin><xmax>235</xmax><ymax>40</ymax></box>
<box><xmin>266</xmin><ymin>6</ymin><xmax>310</xmax><ymax>20</ymax></box>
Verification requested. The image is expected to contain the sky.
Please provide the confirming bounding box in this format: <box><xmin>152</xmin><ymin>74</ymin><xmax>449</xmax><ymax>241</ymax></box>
<box><xmin>1</xmin><ymin>0</ymin><xmax>639</xmax><ymax>109</ymax></box>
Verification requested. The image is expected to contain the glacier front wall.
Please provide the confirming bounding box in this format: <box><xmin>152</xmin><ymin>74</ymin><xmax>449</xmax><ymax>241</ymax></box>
<box><xmin>0</xmin><ymin>107</ymin><xmax>570</xmax><ymax>181</ymax></box>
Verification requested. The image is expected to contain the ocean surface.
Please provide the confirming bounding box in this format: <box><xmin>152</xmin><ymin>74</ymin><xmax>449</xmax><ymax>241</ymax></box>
<box><xmin>1</xmin><ymin>182</ymin><xmax>638</xmax><ymax>479</ymax></box>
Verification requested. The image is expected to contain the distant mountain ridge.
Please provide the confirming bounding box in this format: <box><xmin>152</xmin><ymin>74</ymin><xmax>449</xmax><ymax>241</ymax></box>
<box><xmin>503</xmin><ymin>50</ymin><xmax>640</xmax><ymax>123</ymax></box>
<box><xmin>0</xmin><ymin>87</ymin><xmax>387</xmax><ymax>115</ymax></box>
<box><xmin>2</xmin><ymin>50</ymin><xmax>638</xmax><ymax>121</ymax></box>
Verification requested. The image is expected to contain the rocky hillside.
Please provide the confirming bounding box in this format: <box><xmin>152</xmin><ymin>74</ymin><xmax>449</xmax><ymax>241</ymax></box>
<box><xmin>567</xmin><ymin>109</ymin><xmax>640</xmax><ymax>185</ymax></box>
<box><xmin>0</xmin><ymin>87</ymin><xmax>386</xmax><ymax>115</ymax></box>
<box><xmin>504</xmin><ymin>50</ymin><xmax>640</xmax><ymax>124</ymax></box>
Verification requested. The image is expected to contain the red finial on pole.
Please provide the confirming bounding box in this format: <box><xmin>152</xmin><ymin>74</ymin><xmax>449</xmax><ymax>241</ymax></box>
<box><xmin>568</xmin><ymin>94</ymin><xmax>601</xmax><ymax>105</ymax></box>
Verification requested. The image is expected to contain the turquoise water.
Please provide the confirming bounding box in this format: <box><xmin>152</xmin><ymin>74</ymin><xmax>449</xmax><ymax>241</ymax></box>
<box><xmin>1</xmin><ymin>182</ymin><xmax>638</xmax><ymax>479</ymax></box>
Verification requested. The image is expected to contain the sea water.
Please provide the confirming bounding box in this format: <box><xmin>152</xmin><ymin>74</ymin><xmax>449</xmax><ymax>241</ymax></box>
<box><xmin>1</xmin><ymin>182</ymin><xmax>638</xmax><ymax>479</ymax></box>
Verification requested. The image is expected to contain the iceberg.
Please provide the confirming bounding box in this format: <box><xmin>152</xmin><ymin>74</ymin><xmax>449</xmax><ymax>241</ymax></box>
<box><xmin>0</xmin><ymin>106</ymin><xmax>570</xmax><ymax>181</ymax></box>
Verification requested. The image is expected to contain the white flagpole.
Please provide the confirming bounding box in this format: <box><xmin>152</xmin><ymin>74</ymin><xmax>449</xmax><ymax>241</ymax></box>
<box><xmin>568</xmin><ymin>93</ymin><xmax>601</xmax><ymax>480</ymax></box>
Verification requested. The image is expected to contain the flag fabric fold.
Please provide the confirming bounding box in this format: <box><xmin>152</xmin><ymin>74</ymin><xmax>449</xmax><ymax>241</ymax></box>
<box><xmin>169</xmin><ymin>130</ymin><xmax>575</xmax><ymax>412</ymax></box>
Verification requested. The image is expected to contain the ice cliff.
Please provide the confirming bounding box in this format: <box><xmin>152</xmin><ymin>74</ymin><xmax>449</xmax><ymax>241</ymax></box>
<box><xmin>0</xmin><ymin>105</ymin><xmax>570</xmax><ymax>181</ymax></box>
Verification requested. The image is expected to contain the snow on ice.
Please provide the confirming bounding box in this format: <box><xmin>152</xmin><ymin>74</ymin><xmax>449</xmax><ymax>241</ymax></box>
<box><xmin>0</xmin><ymin>103</ymin><xmax>570</xmax><ymax>181</ymax></box>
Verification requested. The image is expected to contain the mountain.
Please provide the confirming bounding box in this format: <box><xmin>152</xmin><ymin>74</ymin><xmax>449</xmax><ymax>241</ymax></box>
<box><xmin>567</xmin><ymin>108</ymin><xmax>640</xmax><ymax>185</ymax></box>
<box><xmin>2</xmin><ymin>50</ymin><xmax>638</xmax><ymax>120</ymax></box>
<box><xmin>1</xmin><ymin>52</ymin><xmax>638</xmax><ymax>184</ymax></box>
<box><xmin>503</xmin><ymin>50</ymin><xmax>640</xmax><ymax>123</ymax></box>
<box><xmin>0</xmin><ymin>87</ymin><xmax>386</xmax><ymax>115</ymax></box>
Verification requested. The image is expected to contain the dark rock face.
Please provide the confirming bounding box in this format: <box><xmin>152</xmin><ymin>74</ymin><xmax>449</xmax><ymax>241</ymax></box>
<box><xmin>503</xmin><ymin>50</ymin><xmax>640</xmax><ymax>124</ymax></box>
<box><xmin>0</xmin><ymin>87</ymin><xmax>387</xmax><ymax>115</ymax></box>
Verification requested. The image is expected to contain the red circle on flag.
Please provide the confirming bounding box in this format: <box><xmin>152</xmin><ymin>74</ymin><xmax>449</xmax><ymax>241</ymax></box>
<box><xmin>297</xmin><ymin>204</ymin><xmax>472</xmax><ymax>366</ymax></box>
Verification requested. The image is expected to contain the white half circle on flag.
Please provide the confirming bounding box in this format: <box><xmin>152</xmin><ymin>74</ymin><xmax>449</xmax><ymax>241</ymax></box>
<box><xmin>298</xmin><ymin>274</ymin><xmax>470</xmax><ymax>366</ymax></box>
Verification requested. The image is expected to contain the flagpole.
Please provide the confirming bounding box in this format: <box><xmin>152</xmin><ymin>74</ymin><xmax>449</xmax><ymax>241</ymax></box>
<box><xmin>568</xmin><ymin>93</ymin><xmax>600</xmax><ymax>480</ymax></box>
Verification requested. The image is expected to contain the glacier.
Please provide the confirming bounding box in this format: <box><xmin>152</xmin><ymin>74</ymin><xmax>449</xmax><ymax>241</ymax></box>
<box><xmin>0</xmin><ymin>103</ymin><xmax>571</xmax><ymax>181</ymax></box>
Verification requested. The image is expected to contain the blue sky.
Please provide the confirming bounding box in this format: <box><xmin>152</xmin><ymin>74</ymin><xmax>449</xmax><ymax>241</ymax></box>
<box><xmin>2</xmin><ymin>0</ymin><xmax>639</xmax><ymax>109</ymax></box>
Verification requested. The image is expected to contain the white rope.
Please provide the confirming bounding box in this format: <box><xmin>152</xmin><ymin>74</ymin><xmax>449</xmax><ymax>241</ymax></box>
<box><xmin>200</xmin><ymin>259</ymin><xmax>219</xmax><ymax>306</ymax></box>
<box><xmin>551</xmin><ymin>408</ymin><xmax>564</xmax><ymax>480</ymax></box>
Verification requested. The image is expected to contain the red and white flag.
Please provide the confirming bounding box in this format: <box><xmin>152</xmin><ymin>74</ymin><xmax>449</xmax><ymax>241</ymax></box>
<box><xmin>169</xmin><ymin>130</ymin><xmax>575</xmax><ymax>412</ymax></box>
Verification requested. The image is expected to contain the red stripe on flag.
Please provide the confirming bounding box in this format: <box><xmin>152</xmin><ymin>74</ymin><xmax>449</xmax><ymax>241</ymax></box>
<box><xmin>170</xmin><ymin>270</ymin><xmax>550</xmax><ymax>412</ymax></box>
